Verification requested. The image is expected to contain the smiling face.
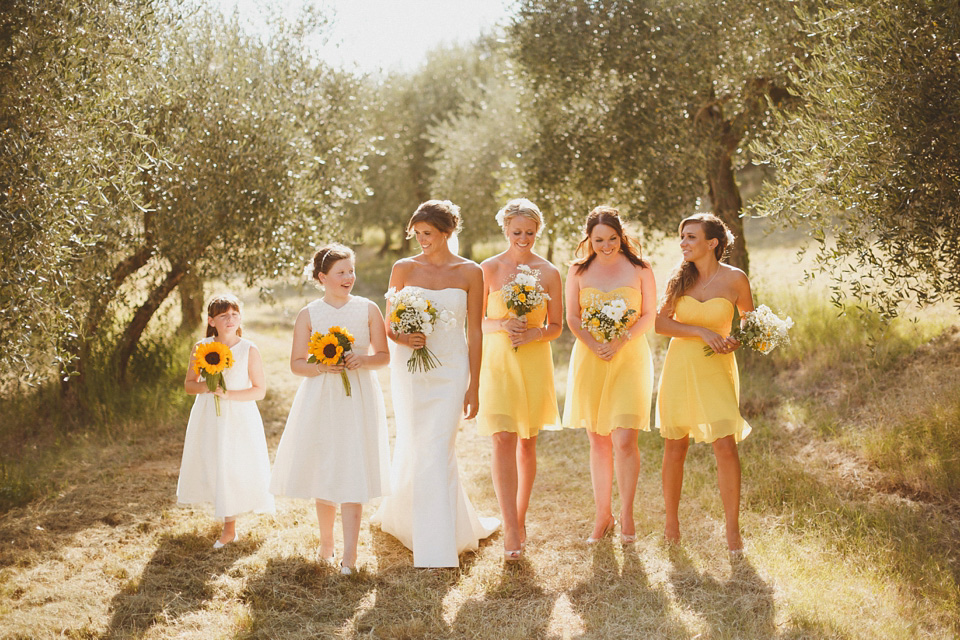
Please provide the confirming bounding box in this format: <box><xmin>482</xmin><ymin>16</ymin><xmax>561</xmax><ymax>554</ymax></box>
<box><xmin>504</xmin><ymin>215</ymin><xmax>538</xmax><ymax>253</ymax></box>
<box><xmin>412</xmin><ymin>221</ymin><xmax>447</xmax><ymax>256</ymax></box>
<box><xmin>589</xmin><ymin>223</ymin><xmax>621</xmax><ymax>258</ymax></box>
<box><xmin>208</xmin><ymin>306</ymin><xmax>241</xmax><ymax>338</ymax></box>
<box><xmin>679</xmin><ymin>221</ymin><xmax>718</xmax><ymax>262</ymax></box>
<box><xmin>318</xmin><ymin>257</ymin><xmax>356</xmax><ymax>294</ymax></box>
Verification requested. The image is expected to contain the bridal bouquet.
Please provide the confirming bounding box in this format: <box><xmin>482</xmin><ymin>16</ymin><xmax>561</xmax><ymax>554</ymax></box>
<box><xmin>580</xmin><ymin>296</ymin><xmax>636</xmax><ymax>343</ymax></box>
<box><xmin>308</xmin><ymin>326</ymin><xmax>355</xmax><ymax>395</ymax></box>
<box><xmin>386</xmin><ymin>287</ymin><xmax>456</xmax><ymax>373</ymax></box>
<box><xmin>500</xmin><ymin>264</ymin><xmax>550</xmax><ymax>351</ymax></box>
<box><xmin>704</xmin><ymin>304</ymin><xmax>793</xmax><ymax>356</ymax></box>
<box><xmin>193</xmin><ymin>341</ymin><xmax>234</xmax><ymax>416</ymax></box>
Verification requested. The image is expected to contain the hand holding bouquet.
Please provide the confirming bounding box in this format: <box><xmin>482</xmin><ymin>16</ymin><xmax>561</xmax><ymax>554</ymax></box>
<box><xmin>580</xmin><ymin>296</ymin><xmax>636</xmax><ymax>343</ymax></box>
<box><xmin>704</xmin><ymin>304</ymin><xmax>793</xmax><ymax>356</ymax></box>
<box><xmin>193</xmin><ymin>341</ymin><xmax>234</xmax><ymax>416</ymax></box>
<box><xmin>386</xmin><ymin>287</ymin><xmax>455</xmax><ymax>373</ymax></box>
<box><xmin>500</xmin><ymin>264</ymin><xmax>550</xmax><ymax>351</ymax></box>
<box><xmin>308</xmin><ymin>326</ymin><xmax>355</xmax><ymax>395</ymax></box>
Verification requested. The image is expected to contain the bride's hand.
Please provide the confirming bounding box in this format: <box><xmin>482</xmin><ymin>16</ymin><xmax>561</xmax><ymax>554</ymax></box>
<box><xmin>463</xmin><ymin>386</ymin><xmax>479</xmax><ymax>420</ymax></box>
<box><xmin>402</xmin><ymin>332</ymin><xmax>427</xmax><ymax>349</ymax></box>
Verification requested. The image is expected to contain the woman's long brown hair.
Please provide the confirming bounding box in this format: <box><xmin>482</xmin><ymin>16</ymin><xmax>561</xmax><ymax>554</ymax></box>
<box><xmin>660</xmin><ymin>213</ymin><xmax>735</xmax><ymax>314</ymax></box>
<box><xmin>572</xmin><ymin>205</ymin><xmax>646</xmax><ymax>275</ymax></box>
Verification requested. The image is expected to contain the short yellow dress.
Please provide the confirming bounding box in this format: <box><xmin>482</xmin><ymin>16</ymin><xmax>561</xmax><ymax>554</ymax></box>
<box><xmin>656</xmin><ymin>296</ymin><xmax>752</xmax><ymax>443</ymax></box>
<box><xmin>477</xmin><ymin>291</ymin><xmax>561</xmax><ymax>438</ymax></box>
<box><xmin>562</xmin><ymin>286</ymin><xmax>654</xmax><ymax>436</ymax></box>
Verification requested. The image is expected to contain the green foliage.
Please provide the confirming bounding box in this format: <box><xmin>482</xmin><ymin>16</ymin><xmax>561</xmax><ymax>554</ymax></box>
<box><xmin>752</xmin><ymin>0</ymin><xmax>960</xmax><ymax>317</ymax></box>
<box><xmin>510</xmin><ymin>0</ymin><xmax>811</xmax><ymax>269</ymax></box>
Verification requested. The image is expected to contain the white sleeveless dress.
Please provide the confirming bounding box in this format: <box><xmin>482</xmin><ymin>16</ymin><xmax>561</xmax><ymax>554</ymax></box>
<box><xmin>372</xmin><ymin>286</ymin><xmax>499</xmax><ymax>568</ymax></box>
<box><xmin>270</xmin><ymin>296</ymin><xmax>390</xmax><ymax>504</ymax></box>
<box><xmin>177</xmin><ymin>337</ymin><xmax>275</xmax><ymax>519</ymax></box>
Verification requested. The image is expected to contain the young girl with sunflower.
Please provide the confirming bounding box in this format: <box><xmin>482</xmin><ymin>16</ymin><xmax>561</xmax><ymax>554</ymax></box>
<box><xmin>177</xmin><ymin>293</ymin><xmax>275</xmax><ymax>548</ymax></box>
<box><xmin>269</xmin><ymin>244</ymin><xmax>391</xmax><ymax>575</ymax></box>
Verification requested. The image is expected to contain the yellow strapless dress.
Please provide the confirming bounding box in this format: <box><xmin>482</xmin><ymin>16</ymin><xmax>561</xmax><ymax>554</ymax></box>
<box><xmin>656</xmin><ymin>296</ymin><xmax>751</xmax><ymax>443</ymax></box>
<box><xmin>562</xmin><ymin>286</ymin><xmax>654</xmax><ymax>436</ymax></box>
<box><xmin>477</xmin><ymin>291</ymin><xmax>561</xmax><ymax>438</ymax></box>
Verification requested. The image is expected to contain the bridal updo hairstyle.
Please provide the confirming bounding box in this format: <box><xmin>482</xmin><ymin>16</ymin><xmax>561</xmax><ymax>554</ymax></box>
<box><xmin>205</xmin><ymin>293</ymin><xmax>243</xmax><ymax>338</ymax></box>
<box><xmin>660</xmin><ymin>213</ymin><xmax>736</xmax><ymax>314</ymax></box>
<box><xmin>496</xmin><ymin>198</ymin><xmax>544</xmax><ymax>237</ymax></box>
<box><xmin>311</xmin><ymin>243</ymin><xmax>355</xmax><ymax>281</ymax></box>
<box><xmin>573</xmin><ymin>205</ymin><xmax>647</xmax><ymax>275</ymax></box>
<box><xmin>406</xmin><ymin>199</ymin><xmax>462</xmax><ymax>238</ymax></box>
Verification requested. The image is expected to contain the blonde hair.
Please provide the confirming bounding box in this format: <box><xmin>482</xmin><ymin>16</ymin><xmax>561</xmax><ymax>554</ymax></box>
<box><xmin>495</xmin><ymin>198</ymin><xmax>544</xmax><ymax>237</ymax></box>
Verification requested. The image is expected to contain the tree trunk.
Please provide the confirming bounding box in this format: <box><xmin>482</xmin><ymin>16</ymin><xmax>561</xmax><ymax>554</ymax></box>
<box><xmin>60</xmin><ymin>244</ymin><xmax>155</xmax><ymax>403</ymax></box>
<box><xmin>378</xmin><ymin>224</ymin><xmax>392</xmax><ymax>256</ymax></box>
<box><xmin>695</xmin><ymin>99</ymin><xmax>749</xmax><ymax>273</ymax></box>
<box><xmin>115</xmin><ymin>264</ymin><xmax>189</xmax><ymax>383</ymax></box>
<box><xmin>177</xmin><ymin>270</ymin><xmax>204</xmax><ymax>335</ymax></box>
<box><xmin>705</xmin><ymin>144</ymin><xmax>748</xmax><ymax>273</ymax></box>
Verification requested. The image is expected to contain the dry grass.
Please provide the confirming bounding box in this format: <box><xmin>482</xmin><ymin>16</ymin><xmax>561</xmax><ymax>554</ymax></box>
<box><xmin>2</xmin><ymin>229</ymin><xmax>959</xmax><ymax>638</ymax></box>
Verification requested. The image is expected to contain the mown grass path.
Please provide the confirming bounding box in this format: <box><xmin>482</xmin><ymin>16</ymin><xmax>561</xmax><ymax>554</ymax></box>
<box><xmin>1</xmin><ymin>285</ymin><xmax>957</xmax><ymax>639</ymax></box>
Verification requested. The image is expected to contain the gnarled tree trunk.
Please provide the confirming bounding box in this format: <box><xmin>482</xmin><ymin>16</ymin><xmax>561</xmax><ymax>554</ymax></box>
<box><xmin>177</xmin><ymin>270</ymin><xmax>204</xmax><ymax>335</ymax></box>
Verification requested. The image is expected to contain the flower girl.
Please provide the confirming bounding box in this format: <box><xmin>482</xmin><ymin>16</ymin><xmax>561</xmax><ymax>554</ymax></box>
<box><xmin>177</xmin><ymin>293</ymin><xmax>275</xmax><ymax>548</ymax></box>
<box><xmin>270</xmin><ymin>244</ymin><xmax>390</xmax><ymax>574</ymax></box>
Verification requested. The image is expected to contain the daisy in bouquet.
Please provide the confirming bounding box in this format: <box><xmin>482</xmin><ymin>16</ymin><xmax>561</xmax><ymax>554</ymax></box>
<box><xmin>580</xmin><ymin>295</ymin><xmax>636</xmax><ymax>344</ymax></box>
<box><xmin>386</xmin><ymin>287</ymin><xmax>456</xmax><ymax>373</ymax></box>
<box><xmin>704</xmin><ymin>304</ymin><xmax>793</xmax><ymax>356</ymax></box>
<box><xmin>500</xmin><ymin>264</ymin><xmax>551</xmax><ymax>351</ymax></box>
<box><xmin>193</xmin><ymin>341</ymin><xmax>234</xmax><ymax>416</ymax></box>
<box><xmin>307</xmin><ymin>326</ymin><xmax>355</xmax><ymax>395</ymax></box>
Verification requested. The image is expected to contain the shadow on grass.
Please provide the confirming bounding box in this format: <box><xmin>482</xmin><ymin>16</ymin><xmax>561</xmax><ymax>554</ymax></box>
<box><xmin>666</xmin><ymin>545</ymin><xmax>774</xmax><ymax>640</ymax></box>
<box><xmin>351</xmin><ymin>525</ymin><xmax>466</xmax><ymax>637</ymax></box>
<box><xmin>241</xmin><ymin>554</ymin><xmax>376</xmax><ymax>638</ymax></box>
<box><xmin>104</xmin><ymin>531</ymin><xmax>258</xmax><ymax>638</ymax></box>
<box><xmin>569</xmin><ymin>539</ymin><xmax>689</xmax><ymax>639</ymax></box>
<box><xmin>451</xmin><ymin>556</ymin><xmax>556</xmax><ymax>638</ymax></box>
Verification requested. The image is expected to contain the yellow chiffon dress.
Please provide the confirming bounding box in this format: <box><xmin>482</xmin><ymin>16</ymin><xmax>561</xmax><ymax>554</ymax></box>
<box><xmin>656</xmin><ymin>296</ymin><xmax>752</xmax><ymax>443</ymax></box>
<box><xmin>562</xmin><ymin>286</ymin><xmax>654</xmax><ymax>436</ymax></box>
<box><xmin>477</xmin><ymin>291</ymin><xmax>561</xmax><ymax>439</ymax></box>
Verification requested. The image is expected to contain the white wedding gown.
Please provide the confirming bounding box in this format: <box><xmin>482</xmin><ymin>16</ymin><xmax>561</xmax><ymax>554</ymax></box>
<box><xmin>372</xmin><ymin>286</ymin><xmax>499</xmax><ymax>567</ymax></box>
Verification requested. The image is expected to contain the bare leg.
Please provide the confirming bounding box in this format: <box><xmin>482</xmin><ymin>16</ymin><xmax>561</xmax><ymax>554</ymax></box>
<box><xmin>315</xmin><ymin>499</ymin><xmax>336</xmax><ymax>559</ymax></box>
<box><xmin>218</xmin><ymin>516</ymin><xmax>236</xmax><ymax>544</ymax></box>
<box><xmin>662</xmin><ymin>437</ymin><xmax>690</xmax><ymax>543</ymax></box>
<box><xmin>611</xmin><ymin>428</ymin><xmax>640</xmax><ymax>538</ymax></box>
<box><xmin>587</xmin><ymin>430</ymin><xmax>615</xmax><ymax>540</ymax></box>
<box><xmin>491</xmin><ymin>431</ymin><xmax>521</xmax><ymax>552</ymax></box>
<box><xmin>516</xmin><ymin>436</ymin><xmax>537</xmax><ymax>546</ymax></box>
<box><xmin>340</xmin><ymin>503</ymin><xmax>363</xmax><ymax>568</ymax></box>
<box><xmin>712</xmin><ymin>436</ymin><xmax>743</xmax><ymax>551</ymax></box>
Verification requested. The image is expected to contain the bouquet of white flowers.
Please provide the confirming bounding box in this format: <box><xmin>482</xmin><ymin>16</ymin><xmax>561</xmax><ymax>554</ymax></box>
<box><xmin>500</xmin><ymin>264</ymin><xmax>550</xmax><ymax>351</ymax></box>
<box><xmin>386</xmin><ymin>287</ymin><xmax>456</xmax><ymax>372</ymax></box>
<box><xmin>580</xmin><ymin>295</ymin><xmax>636</xmax><ymax>343</ymax></box>
<box><xmin>705</xmin><ymin>304</ymin><xmax>793</xmax><ymax>356</ymax></box>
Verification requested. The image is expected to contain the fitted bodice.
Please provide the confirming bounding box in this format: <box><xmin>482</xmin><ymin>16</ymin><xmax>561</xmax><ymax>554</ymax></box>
<box><xmin>486</xmin><ymin>290</ymin><xmax>547</xmax><ymax>326</ymax></box>
<box><xmin>578</xmin><ymin>286</ymin><xmax>642</xmax><ymax>329</ymax></box>
<box><xmin>674</xmin><ymin>295</ymin><xmax>734</xmax><ymax>337</ymax></box>
<box><xmin>307</xmin><ymin>296</ymin><xmax>371</xmax><ymax>352</ymax></box>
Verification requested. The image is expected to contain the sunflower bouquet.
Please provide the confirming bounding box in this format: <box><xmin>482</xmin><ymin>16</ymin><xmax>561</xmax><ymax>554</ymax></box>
<box><xmin>580</xmin><ymin>295</ymin><xmax>636</xmax><ymax>344</ymax></box>
<box><xmin>385</xmin><ymin>287</ymin><xmax>455</xmax><ymax>373</ymax></box>
<box><xmin>308</xmin><ymin>326</ymin><xmax>355</xmax><ymax>396</ymax></box>
<box><xmin>500</xmin><ymin>264</ymin><xmax>550</xmax><ymax>351</ymax></box>
<box><xmin>192</xmin><ymin>341</ymin><xmax>234</xmax><ymax>416</ymax></box>
<box><xmin>704</xmin><ymin>304</ymin><xmax>793</xmax><ymax>356</ymax></box>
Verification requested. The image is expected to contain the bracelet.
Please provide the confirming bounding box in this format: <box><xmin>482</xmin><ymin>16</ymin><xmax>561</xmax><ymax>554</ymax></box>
<box><xmin>316</xmin><ymin>362</ymin><xmax>322</xmax><ymax>374</ymax></box>
<box><xmin>536</xmin><ymin>327</ymin><xmax>544</xmax><ymax>340</ymax></box>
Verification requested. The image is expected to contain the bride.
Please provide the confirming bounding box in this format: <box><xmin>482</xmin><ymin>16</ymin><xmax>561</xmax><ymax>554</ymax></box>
<box><xmin>372</xmin><ymin>200</ymin><xmax>499</xmax><ymax>568</ymax></box>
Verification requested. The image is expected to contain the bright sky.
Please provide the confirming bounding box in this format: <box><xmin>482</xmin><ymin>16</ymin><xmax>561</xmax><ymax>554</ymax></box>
<box><xmin>222</xmin><ymin>0</ymin><xmax>515</xmax><ymax>73</ymax></box>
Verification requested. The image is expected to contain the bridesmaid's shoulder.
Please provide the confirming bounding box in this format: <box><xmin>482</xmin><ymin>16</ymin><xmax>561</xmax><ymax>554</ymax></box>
<box><xmin>721</xmin><ymin>263</ymin><xmax>749</xmax><ymax>284</ymax></box>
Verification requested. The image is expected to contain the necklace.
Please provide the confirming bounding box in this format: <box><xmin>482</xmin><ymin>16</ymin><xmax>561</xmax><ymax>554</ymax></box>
<box><xmin>699</xmin><ymin>265</ymin><xmax>720</xmax><ymax>290</ymax></box>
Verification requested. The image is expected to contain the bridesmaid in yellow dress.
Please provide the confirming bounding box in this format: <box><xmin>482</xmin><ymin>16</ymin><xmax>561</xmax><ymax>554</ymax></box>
<box><xmin>563</xmin><ymin>206</ymin><xmax>656</xmax><ymax>544</ymax></box>
<box><xmin>655</xmin><ymin>213</ymin><xmax>754</xmax><ymax>554</ymax></box>
<box><xmin>478</xmin><ymin>199</ymin><xmax>563</xmax><ymax>560</ymax></box>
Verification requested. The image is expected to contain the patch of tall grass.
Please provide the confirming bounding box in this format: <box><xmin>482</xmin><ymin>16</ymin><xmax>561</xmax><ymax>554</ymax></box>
<box><xmin>0</xmin><ymin>334</ymin><xmax>194</xmax><ymax>513</ymax></box>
